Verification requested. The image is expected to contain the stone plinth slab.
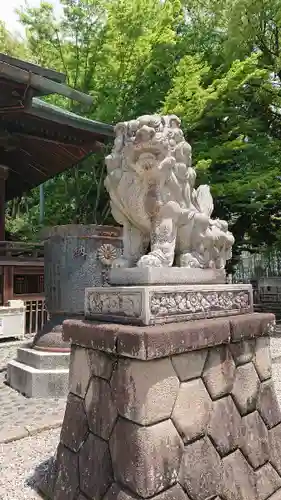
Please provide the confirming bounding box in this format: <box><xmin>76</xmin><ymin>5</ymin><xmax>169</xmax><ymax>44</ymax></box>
<box><xmin>109</xmin><ymin>267</ymin><xmax>226</xmax><ymax>285</ymax></box>
<box><xmin>16</xmin><ymin>346</ymin><xmax>70</xmax><ymax>370</ymax></box>
<box><xmin>85</xmin><ymin>283</ymin><xmax>253</xmax><ymax>325</ymax></box>
<box><xmin>7</xmin><ymin>343</ymin><xmax>70</xmax><ymax>398</ymax></box>
<box><xmin>7</xmin><ymin>359</ymin><xmax>69</xmax><ymax>398</ymax></box>
<box><xmin>63</xmin><ymin>313</ymin><xmax>274</xmax><ymax>360</ymax></box>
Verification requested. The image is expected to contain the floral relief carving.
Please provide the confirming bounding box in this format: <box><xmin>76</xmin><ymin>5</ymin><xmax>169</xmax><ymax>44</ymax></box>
<box><xmin>149</xmin><ymin>291</ymin><xmax>250</xmax><ymax>317</ymax></box>
<box><xmin>86</xmin><ymin>291</ymin><xmax>142</xmax><ymax>317</ymax></box>
<box><xmin>97</xmin><ymin>244</ymin><xmax>118</xmax><ymax>267</ymax></box>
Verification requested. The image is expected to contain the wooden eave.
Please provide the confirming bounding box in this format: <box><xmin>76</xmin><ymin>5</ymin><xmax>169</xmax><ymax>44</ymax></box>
<box><xmin>0</xmin><ymin>53</ymin><xmax>114</xmax><ymax>200</ymax></box>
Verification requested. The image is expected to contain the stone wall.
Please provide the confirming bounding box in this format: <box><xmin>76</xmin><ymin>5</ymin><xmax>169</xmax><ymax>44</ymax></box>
<box><xmin>42</xmin><ymin>312</ymin><xmax>281</xmax><ymax>500</ymax></box>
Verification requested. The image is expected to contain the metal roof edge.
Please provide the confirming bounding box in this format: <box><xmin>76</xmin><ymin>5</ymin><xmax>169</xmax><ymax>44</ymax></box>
<box><xmin>0</xmin><ymin>53</ymin><xmax>66</xmax><ymax>83</ymax></box>
<box><xmin>30</xmin><ymin>98</ymin><xmax>114</xmax><ymax>138</ymax></box>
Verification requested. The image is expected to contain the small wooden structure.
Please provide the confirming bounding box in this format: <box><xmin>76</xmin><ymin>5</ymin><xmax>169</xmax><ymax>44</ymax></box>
<box><xmin>0</xmin><ymin>53</ymin><xmax>114</xmax><ymax>334</ymax></box>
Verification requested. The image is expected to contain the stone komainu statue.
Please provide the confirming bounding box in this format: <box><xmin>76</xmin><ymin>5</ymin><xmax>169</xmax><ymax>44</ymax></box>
<box><xmin>105</xmin><ymin>114</ymin><xmax>234</xmax><ymax>269</ymax></box>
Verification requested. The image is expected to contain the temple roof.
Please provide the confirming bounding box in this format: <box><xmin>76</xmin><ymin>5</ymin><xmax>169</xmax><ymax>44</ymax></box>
<box><xmin>0</xmin><ymin>53</ymin><xmax>114</xmax><ymax>200</ymax></box>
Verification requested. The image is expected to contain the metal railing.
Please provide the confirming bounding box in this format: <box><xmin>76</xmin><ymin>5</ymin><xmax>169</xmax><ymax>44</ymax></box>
<box><xmin>0</xmin><ymin>241</ymin><xmax>44</xmax><ymax>259</ymax></box>
<box><xmin>24</xmin><ymin>297</ymin><xmax>48</xmax><ymax>335</ymax></box>
<box><xmin>253</xmin><ymin>290</ymin><xmax>281</xmax><ymax>304</ymax></box>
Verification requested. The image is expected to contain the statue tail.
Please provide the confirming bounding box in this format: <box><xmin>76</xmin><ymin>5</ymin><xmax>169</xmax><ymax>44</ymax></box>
<box><xmin>194</xmin><ymin>185</ymin><xmax>214</xmax><ymax>217</ymax></box>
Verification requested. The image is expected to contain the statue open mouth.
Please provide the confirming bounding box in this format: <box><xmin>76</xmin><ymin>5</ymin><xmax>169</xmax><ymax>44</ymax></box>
<box><xmin>133</xmin><ymin>140</ymin><xmax>168</xmax><ymax>159</ymax></box>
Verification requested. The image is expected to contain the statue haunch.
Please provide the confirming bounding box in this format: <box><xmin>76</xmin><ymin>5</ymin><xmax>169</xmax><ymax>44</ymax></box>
<box><xmin>105</xmin><ymin>114</ymin><xmax>234</xmax><ymax>269</ymax></box>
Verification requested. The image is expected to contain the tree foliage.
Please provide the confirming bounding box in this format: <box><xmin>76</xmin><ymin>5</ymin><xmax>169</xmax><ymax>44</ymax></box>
<box><xmin>1</xmin><ymin>0</ymin><xmax>281</xmax><ymax>265</ymax></box>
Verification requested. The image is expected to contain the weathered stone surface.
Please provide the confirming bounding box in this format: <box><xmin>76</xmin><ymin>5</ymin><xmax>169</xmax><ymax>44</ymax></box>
<box><xmin>111</xmin><ymin>358</ymin><xmax>179</xmax><ymax>425</ymax></box>
<box><xmin>64</xmin><ymin>317</ymin><xmax>231</xmax><ymax>360</ymax></box>
<box><xmin>179</xmin><ymin>436</ymin><xmax>222</xmax><ymax>500</ymax></box>
<box><xmin>53</xmin><ymin>444</ymin><xmax>79</xmax><ymax>500</ymax></box>
<box><xmin>230</xmin><ymin>313</ymin><xmax>275</xmax><ymax>342</ymax></box>
<box><xmin>109</xmin><ymin>418</ymin><xmax>183</xmax><ymax>497</ymax></box>
<box><xmin>231</xmin><ymin>362</ymin><xmax>260</xmax><ymax>415</ymax></box>
<box><xmin>256</xmin><ymin>463</ymin><xmax>281</xmax><ymax>500</ymax></box>
<box><xmin>239</xmin><ymin>411</ymin><xmax>269</xmax><ymax>469</ymax></box>
<box><xmin>172</xmin><ymin>378</ymin><xmax>212</xmax><ymax>442</ymax></box>
<box><xmin>203</xmin><ymin>346</ymin><xmax>235</xmax><ymax>399</ymax></box>
<box><xmin>207</xmin><ymin>396</ymin><xmax>241</xmax><ymax>456</ymax></box>
<box><xmin>229</xmin><ymin>340</ymin><xmax>255</xmax><ymax>366</ymax></box>
<box><xmin>171</xmin><ymin>349</ymin><xmax>207</xmax><ymax>382</ymax></box>
<box><xmin>89</xmin><ymin>349</ymin><xmax>114</xmax><ymax>380</ymax></box>
<box><xmin>254</xmin><ymin>337</ymin><xmax>272</xmax><ymax>381</ymax></box>
<box><xmin>104</xmin><ymin>483</ymin><xmax>189</xmax><ymax>500</ymax></box>
<box><xmin>85</xmin><ymin>377</ymin><xmax>117</xmax><ymax>440</ymax></box>
<box><xmin>79</xmin><ymin>433</ymin><xmax>113</xmax><ymax>500</ymax></box>
<box><xmin>69</xmin><ymin>346</ymin><xmax>91</xmax><ymax>398</ymax></box>
<box><xmin>149</xmin><ymin>484</ymin><xmax>189</xmax><ymax>500</ymax></box>
<box><xmin>38</xmin><ymin>456</ymin><xmax>57</xmax><ymax>500</ymax></box>
<box><xmin>269</xmin><ymin>424</ymin><xmax>281</xmax><ymax>475</ymax></box>
<box><xmin>222</xmin><ymin>450</ymin><xmax>257</xmax><ymax>500</ymax></box>
<box><xmin>268</xmin><ymin>490</ymin><xmax>281</xmax><ymax>500</ymax></box>
<box><xmin>63</xmin><ymin>320</ymin><xmax>117</xmax><ymax>353</ymax></box>
<box><xmin>257</xmin><ymin>380</ymin><xmax>281</xmax><ymax>428</ymax></box>
<box><xmin>60</xmin><ymin>393</ymin><xmax>88</xmax><ymax>452</ymax></box>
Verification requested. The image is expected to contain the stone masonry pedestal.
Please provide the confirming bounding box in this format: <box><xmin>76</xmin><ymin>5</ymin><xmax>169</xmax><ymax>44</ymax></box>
<box><xmin>40</xmin><ymin>311</ymin><xmax>281</xmax><ymax>500</ymax></box>
<box><xmin>7</xmin><ymin>224</ymin><xmax>122</xmax><ymax>398</ymax></box>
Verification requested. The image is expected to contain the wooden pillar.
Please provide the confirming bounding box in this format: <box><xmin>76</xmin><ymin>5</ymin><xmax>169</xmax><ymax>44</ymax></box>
<box><xmin>3</xmin><ymin>265</ymin><xmax>14</xmax><ymax>305</ymax></box>
<box><xmin>0</xmin><ymin>165</ymin><xmax>9</xmax><ymax>241</ymax></box>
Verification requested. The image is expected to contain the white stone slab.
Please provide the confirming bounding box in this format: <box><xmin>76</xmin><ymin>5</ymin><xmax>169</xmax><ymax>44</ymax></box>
<box><xmin>85</xmin><ymin>283</ymin><xmax>253</xmax><ymax>326</ymax></box>
<box><xmin>17</xmin><ymin>347</ymin><xmax>70</xmax><ymax>370</ymax></box>
<box><xmin>7</xmin><ymin>359</ymin><xmax>69</xmax><ymax>398</ymax></box>
<box><xmin>109</xmin><ymin>267</ymin><xmax>226</xmax><ymax>286</ymax></box>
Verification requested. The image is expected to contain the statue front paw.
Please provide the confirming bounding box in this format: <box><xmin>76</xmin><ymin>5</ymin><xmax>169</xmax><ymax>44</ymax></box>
<box><xmin>112</xmin><ymin>257</ymin><xmax>132</xmax><ymax>269</ymax></box>
<box><xmin>179</xmin><ymin>253</ymin><xmax>201</xmax><ymax>268</ymax></box>
<box><xmin>137</xmin><ymin>254</ymin><xmax>162</xmax><ymax>268</ymax></box>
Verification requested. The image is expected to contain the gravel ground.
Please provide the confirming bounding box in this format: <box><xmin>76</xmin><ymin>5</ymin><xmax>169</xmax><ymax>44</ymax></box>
<box><xmin>0</xmin><ymin>339</ymin><xmax>32</xmax><ymax>372</ymax></box>
<box><xmin>0</xmin><ymin>427</ymin><xmax>60</xmax><ymax>500</ymax></box>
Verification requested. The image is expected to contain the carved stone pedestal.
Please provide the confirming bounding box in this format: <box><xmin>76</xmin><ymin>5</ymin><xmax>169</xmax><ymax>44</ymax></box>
<box><xmin>85</xmin><ymin>282</ymin><xmax>253</xmax><ymax>326</ymax></box>
<box><xmin>39</xmin><ymin>311</ymin><xmax>281</xmax><ymax>500</ymax></box>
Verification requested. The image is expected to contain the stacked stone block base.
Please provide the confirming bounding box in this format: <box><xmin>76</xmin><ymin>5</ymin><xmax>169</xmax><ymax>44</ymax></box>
<box><xmin>42</xmin><ymin>312</ymin><xmax>281</xmax><ymax>500</ymax></box>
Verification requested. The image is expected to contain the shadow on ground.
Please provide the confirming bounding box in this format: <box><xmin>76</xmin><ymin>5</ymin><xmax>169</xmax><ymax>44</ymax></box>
<box><xmin>25</xmin><ymin>455</ymin><xmax>56</xmax><ymax>500</ymax></box>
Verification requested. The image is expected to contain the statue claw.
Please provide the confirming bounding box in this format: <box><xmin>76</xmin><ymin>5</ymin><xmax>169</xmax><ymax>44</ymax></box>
<box><xmin>137</xmin><ymin>254</ymin><xmax>162</xmax><ymax>268</ymax></box>
<box><xmin>112</xmin><ymin>257</ymin><xmax>132</xmax><ymax>269</ymax></box>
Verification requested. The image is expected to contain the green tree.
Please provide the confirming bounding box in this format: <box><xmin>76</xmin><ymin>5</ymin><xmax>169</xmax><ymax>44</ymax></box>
<box><xmin>0</xmin><ymin>20</ymin><xmax>28</xmax><ymax>58</ymax></box>
<box><xmin>164</xmin><ymin>50</ymin><xmax>281</xmax><ymax>265</ymax></box>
